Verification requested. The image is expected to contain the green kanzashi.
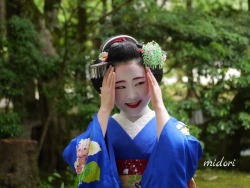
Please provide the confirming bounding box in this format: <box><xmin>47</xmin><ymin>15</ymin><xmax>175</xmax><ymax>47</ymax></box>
<box><xmin>82</xmin><ymin>161</ymin><xmax>101</xmax><ymax>183</ymax></box>
<box><xmin>142</xmin><ymin>41</ymin><xmax>165</xmax><ymax>69</ymax></box>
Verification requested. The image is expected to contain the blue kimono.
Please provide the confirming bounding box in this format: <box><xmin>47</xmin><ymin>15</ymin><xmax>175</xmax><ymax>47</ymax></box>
<box><xmin>63</xmin><ymin>112</ymin><xmax>202</xmax><ymax>188</ymax></box>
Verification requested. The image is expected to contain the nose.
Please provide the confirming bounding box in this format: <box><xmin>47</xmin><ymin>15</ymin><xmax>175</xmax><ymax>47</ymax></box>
<box><xmin>127</xmin><ymin>86</ymin><xmax>138</xmax><ymax>101</ymax></box>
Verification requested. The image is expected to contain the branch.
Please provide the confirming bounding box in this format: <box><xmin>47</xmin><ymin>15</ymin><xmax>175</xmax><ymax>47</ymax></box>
<box><xmin>160</xmin><ymin>0</ymin><xmax>168</xmax><ymax>9</ymax></box>
<box><xmin>88</xmin><ymin>0</ymin><xmax>134</xmax><ymax>29</ymax></box>
<box><xmin>38</xmin><ymin>104</ymin><xmax>53</xmax><ymax>155</ymax></box>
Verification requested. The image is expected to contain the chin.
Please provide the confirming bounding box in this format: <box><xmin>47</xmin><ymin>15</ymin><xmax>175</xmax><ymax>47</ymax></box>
<box><xmin>127</xmin><ymin>107</ymin><xmax>145</xmax><ymax>117</ymax></box>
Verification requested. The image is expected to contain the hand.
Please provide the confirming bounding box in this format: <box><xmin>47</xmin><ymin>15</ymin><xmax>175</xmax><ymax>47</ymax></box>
<box><xmin>146</xmin><ymin>67</ymin><xmax>169</xmax><ymax>138</ymax></box>
<box><xmin>98</xmin><ymin>66</ymin><xmax>115</xmax><ymax>136</ymax></box>
<box><xmin>145</xmin><ymin>67</ymin><xmax>164</xmax><ymax>111</ymax></box>
<box><xmin>100</xmin><ymin>66</ymin><xmax>116</xmax><ymax>114</ymax></box>
<box><xmin>187</xmin><ymin>178</ymin><xmax>197</xmax><ymax>188</ymax></box>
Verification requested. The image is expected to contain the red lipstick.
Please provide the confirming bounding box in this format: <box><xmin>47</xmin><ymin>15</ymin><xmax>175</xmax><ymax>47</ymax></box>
<box><xmin>125</xmin><ymin>100</ymin><xmax>141</xmax><ymax>108</ymax></box>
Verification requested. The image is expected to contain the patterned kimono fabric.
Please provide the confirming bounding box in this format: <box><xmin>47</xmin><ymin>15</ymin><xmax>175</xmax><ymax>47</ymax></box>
<box><xmin>63</xmin><ymin>111</ymin><xmax>202</xmax><ymax>188</ymax></box>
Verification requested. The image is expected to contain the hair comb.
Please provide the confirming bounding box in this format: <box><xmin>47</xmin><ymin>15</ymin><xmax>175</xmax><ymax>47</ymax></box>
<box><xmin>89</xmin><ymin>62</ymin><xmax>108</xmax><ymax>79</ymax></box>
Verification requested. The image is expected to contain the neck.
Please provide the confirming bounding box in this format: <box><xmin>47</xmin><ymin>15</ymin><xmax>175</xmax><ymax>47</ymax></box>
<box><xmin>120</xmin><ymin>106</ymin><xmax>152</xmax><ymax>122</ymax></box>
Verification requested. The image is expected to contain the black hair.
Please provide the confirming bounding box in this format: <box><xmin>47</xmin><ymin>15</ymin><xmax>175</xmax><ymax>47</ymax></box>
<box><xmin>91</xmin><ymin>35</ymin><xmax>163</xmax><ymax>93</ymax></box>
<box><xmin>106</xmin><ymin>41</ymin><xmax>141</xmax><ymax>66</ymax></box>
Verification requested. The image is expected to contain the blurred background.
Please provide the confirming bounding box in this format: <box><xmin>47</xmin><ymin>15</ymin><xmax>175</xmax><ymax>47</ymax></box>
<box><xmin>0</xmin><ymin>0</ymin><xmax>249</xmax><ymax>187</ymax></box>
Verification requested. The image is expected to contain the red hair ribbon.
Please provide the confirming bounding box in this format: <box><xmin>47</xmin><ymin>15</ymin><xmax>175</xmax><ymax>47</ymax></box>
<box><xmin>111</xmin><ymin>37</ymin><xmax>126</xmax><ymax>44</ymax></box>
<box><xmin>138</xmin><ymin>48</ymin><xmax>144</xmax><ymax>54</ymax></box>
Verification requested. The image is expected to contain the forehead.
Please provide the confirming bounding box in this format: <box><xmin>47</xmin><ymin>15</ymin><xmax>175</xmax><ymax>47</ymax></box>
<box><xmin>114</xmin><ymin>60</ymin><xmax>145</xmax><ymax>79</ymax></box>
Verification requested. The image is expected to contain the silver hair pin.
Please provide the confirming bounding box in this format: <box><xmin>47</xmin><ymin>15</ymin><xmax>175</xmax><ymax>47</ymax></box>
<box><xmin>89</xmin><ymin>62</ymin><xmax>108</xmax><ymax>79</ymax></box>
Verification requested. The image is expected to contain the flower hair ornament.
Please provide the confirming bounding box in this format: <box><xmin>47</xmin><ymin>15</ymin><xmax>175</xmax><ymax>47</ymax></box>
<box><xmin>89</xmin><ymin>35</ymin><xmax>167</xmax><ymax>79</ymax></box>
<box><xmin>142</xmin><ymin>41</ymin><xmax>167</xmax><ymax>69</ymax></box>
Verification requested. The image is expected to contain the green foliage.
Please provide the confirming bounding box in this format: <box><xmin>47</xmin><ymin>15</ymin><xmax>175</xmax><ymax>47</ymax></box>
<box><xmin>2</xmin><ymin>0</ymin><xmax>250</xmax><ymax>173</ymax></box>
<box><xmin>238</xmin><ymin>112</ymin><xmax>250</xmax><ymax>129</ymax></box>
<box><xmin>0</xmin><ymin>16</ymin><xmax>42</xmax><ymax>99</ymax></box>
<box><xmin>40</xmin><ymin>171</ymin><xmax>63</xmax><ymax>188</ymax></box>
<box><xmin>40</xmin><ymin>167</ymin><xmax>77</xmax><ymax>188</ymax></box>
<box><xmin>0</xmin><ymin>16</ymin><xmax>44</xmax><ymax>139</ymax></box>
<box><xmin>7</xmin><ymin>16</ymin><xmax>42</xmax><ymax>77</ymax></box>
<box><xmin>0</xmin><ymin>112</ymin><xmax>22</xmax><ymax>138</ymax></box>
<box><xmin>194</xmin><ymin>0</ymin><xmax>249</xmax><ymax>11</ymax></box>
<box><xmin>166</xmin><ymin>10</ymin><xmax>250</xmax><ymax>156</ymax></box>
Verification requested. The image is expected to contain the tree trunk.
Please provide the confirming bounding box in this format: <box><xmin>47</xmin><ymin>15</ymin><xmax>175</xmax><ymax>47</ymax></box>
<box><xmin>0</xmin><ymin>139</ymin><xmax>40</xmax><ymax>188</ymax></box>
<box><xmin>186</xmin><ymin>0</ymin><xmax>192</xmax><ymax>9</ymax></box>
<box><xmin>239</xmin><ymin>0</ymin><xmax>243</xmax><ymax>10</ymax></box>
<box><xmin>225</xmin><ymin>127</ymin><xmax>244</xmax><ymax>159</ymax></box>
<box><xmin>0</xmin><ymin>0</ymin><xmax>6</xmax><ymax>52</ymax></box>
<box><xmin>5</xmin><ymin>0</ymin><xmax>61</xmax><ymax>173</ymax></box>
<box><xmin>226</xmin><ymin>87</ymin><xmax>250</xmax><ymax>158</ymax></box>
<box><xmin>44</xmin><ymin>0</ymin><xmax>61</xmax><ymax>31</ymax></box>
<box><xmin>0</xmin><ymin>0</ymin><xmax>5</xmax><ymax>22</ymax></box>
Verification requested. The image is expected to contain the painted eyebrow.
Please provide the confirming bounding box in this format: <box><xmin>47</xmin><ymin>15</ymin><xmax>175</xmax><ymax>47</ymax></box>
<box><xmin>133</xmin><ymin>77</ymin><xmax>145</xmax><ymax>80</ymax></box>
<box><xmin>115</xmin><ymin>77</ymin><xmax>145</xmax><ymax>84</ymax></box>
<box><xmin>115</xmin><ymin>80</ymin><xmax>125</xmax><ymax>84</ymax></box>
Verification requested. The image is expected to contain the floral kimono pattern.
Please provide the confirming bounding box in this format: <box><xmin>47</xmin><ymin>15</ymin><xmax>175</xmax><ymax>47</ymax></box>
<box><xmin>63</xmin><ymin>114</ymin><xmax>202</xmax><ymax>188</ymax></box>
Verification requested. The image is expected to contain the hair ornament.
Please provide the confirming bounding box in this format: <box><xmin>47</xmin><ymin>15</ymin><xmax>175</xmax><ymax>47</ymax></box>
<box><xmin>111</xmin><ymin>37</ymin><xmax>126</xmax><ymax>44</ymax></box>
<box><xmin>98</xmin><ymin>52</ymin><xmax>108</xmax><ymax>62</ymax></box>
<box><xmin>142</xmin><ymin>41</ymin><xmax>166</xmax><ymax>69</ymax></box>
<box><xmin>89</xmin><ymin>52</ymin><xmax>109</xmax><ymax>79</ymax></box>
<box><xmin>89</xmin><ymin>61</ymin><xmax>107</xmax><ymax>79</ymax></box>
<box><xmin>89</xmin><ymin>36</ymin><xmax>166</xmax><ymax>79</ymax></box>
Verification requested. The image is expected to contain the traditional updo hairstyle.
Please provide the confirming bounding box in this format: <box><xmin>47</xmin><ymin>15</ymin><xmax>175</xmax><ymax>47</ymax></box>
<box><xmin>90</xmin><ymin>35</ymin><xmax>164</xmax><ymax>93</ymax></box>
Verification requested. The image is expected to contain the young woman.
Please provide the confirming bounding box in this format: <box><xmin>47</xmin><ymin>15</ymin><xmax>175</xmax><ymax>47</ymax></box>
<box><xmin>63</xmin><ymin>35</ymin><xmax>202</xmax><ymax>188</ymax></box>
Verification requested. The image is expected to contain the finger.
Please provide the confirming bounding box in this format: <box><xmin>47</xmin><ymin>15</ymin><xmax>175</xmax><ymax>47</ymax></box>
<box><xmin>147</xmin><ymin>71</ymin><xmax>153</xmax><ymax>86</ymax></box>
<box><xmin>146</xmin><ymin>67</ymin><xmax>158</xmax><ymax>85</ymax></box>
<box><xmin>110</xmin><ymin>72</ymin><xmax>116</xmax><ymax>90</ymax></box>
<box><xmin>105</xmin><ymin>66</ymin><xmax>112</xmax><ymax>77</ymax></box>
<box><xmin>103</xmin><ymin>66</ymin><xmax>112</xmax><ymax>84</ymax></box>
<box><xmin>146</xmin><ymin>72</ymin><xmax>155</xmax><ymax>98</ymax></box>
<box><xmin>146</xmin><ymin>68</ymin><xmax>156</xmax><ymax>89</ymax></box>
<box><xmin>107</xmin><ymin>67</ymin><xmax>114</xmax><ymax>86</ymax></box>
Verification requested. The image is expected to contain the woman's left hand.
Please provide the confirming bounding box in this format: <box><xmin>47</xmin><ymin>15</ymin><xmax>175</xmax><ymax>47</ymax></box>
<box><xmin>146</xmin><ymin>67</ymin><xmax>170</xmax><ymax>138</ymax></box>
<box><xmin>145</xmin><ymin>67</ymin><xmax>164</xmax><ymax>111</ymax></box>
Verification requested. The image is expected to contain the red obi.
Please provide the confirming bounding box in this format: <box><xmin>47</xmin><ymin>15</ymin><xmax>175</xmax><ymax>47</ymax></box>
<box><xmin>116</xmin><ymin>159</ymin><xmax>148</xmax><ymax>175</ymax></box>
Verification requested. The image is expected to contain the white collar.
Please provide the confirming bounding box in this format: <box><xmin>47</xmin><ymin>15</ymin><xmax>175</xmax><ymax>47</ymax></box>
<box><xmin>112</xmin><ymin>110</ymin><xmax>155</xmax><ymax>139</ymax></box>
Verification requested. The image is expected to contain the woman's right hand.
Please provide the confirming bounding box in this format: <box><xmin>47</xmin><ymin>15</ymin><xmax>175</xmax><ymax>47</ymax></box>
<box><xmin>99</xmin><ymin>66</ymin><xmax>116</xmax><ymax>113</ymax></box>
<box><xmin>98</xmin><ymin>66</ymin><xmax>116</xmax><ymax>136</ymax></box>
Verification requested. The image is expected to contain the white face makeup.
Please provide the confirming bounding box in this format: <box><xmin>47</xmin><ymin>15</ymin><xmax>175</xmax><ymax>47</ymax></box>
<box><xmin>114</xmin><ymin>60</ymin><xmax>151</xmax><ymax>121</ymax></box>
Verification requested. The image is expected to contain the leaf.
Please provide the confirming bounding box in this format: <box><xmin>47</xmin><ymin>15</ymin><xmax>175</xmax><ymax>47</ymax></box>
<box><xmin>88</xmin><ymin>141</ymin><xmax>101</xmax><ymax>156</ymax></box>
<box><xmin>239</xmin><ymin>112</ymin><xmax>250</xmax><ymax>129</ymax></box>
<box><xmin>82</xmin><ymin>161</ymin><xmax>100</xmax><ymax>183</ymax></box>
<box><xmin>52</xmin><ymin>172</ymin><xmax>61</xmax><ymax>178</ymax></box>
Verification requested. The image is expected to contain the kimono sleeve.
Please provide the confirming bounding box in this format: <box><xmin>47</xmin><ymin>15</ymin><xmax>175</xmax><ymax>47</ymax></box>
<box><xmin>62</xmin><ymin>114</ymin><xmax>120</xmax><ymax>188</ymax></box>
<box><xmin>142</xmin><ymin>117</ymin><xmax>202</xmax><ymax>188</ymax></box>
